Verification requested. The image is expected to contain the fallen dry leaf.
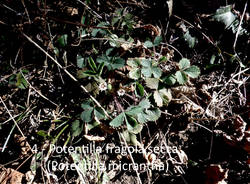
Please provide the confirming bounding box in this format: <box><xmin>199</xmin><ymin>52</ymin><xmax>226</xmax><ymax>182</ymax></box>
<box><xmin>205</xmin><ymin>165</ymin><xmax>228</xmax><ymax>184</ymax></box>
<box><xmin>0</xmin><ymin>167</ymin><xmax>24</xmax><ymax>184</ymax></box>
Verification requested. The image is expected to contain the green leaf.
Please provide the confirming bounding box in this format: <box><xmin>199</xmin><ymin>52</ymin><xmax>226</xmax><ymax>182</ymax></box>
<box><xmin>97</xmin><ymin>62</ymin><xmax>105</xmax><ymax>76</ymax></box>
<box><xmin>137</xmin><ymin>113</ymin><xmax>148</xmax><ymax>124</ymax></box>
<box><xmin>138</xmin><ymin>99</ymin><xmax>151</xmax><ymax>109</ymax></box>
<box><xmin>125</xmin><ymin>115</ymin><xmax>143</xmax><ymax>134</ymax></box>
<box><xmin>175</xmin><ymin>71</ymin><xmax>188</xmax><ymax>84</ymax></box>
<box><xmin>184</xmin><ymin>65</ymin><xmax>200</xmax><ymax>78</ymax></box>
<box><xmin>145</xmin><ymin>109</ymin><xmax>161</xmax><ymax>121</ymax></box>
<box><xmin>126</xmin><ymin>106</ymin><xmax>143</xmax><ymax>116</ymax></box>
<box><xmin>97</xmin><ymin>55</ymin><xmax>125</xmax><ymax>70</ymax></box>
<box><xmin>141</xmin><ymin>67</ymin><xmax>152</xmax><ymax>78</ymax></box>
<box><xmin>110</xmin><ymin>112</ymin><xmax>125</xmax><ymax>127</ymax></box>
<box><xmin>127</xmin><ymin>59</ymin><xmax>140</xmax><ymax>68</ymax></box>
<box><xmin>16</xmin><ymin>72</ymin><xmax>28</xmax><ymax>89</ymax></box>
<box><xmin>71</xmin><ymin>120</ymin><xmax>83</xmax><ymax>137</ymax></box>
<box><xmin>145</xmin><ymin>78</ymin><xmax>159</xmax><ymax>89</ymax></box>
<box><xmin>164</xmin><ymin>74</ymin><xmax>176</xmax><ymax>85</ymax></box>
<box><xmin>212</xmin><ymin>5</ymin><xmax>236</xmax><ymax>29</ymax></box>
<box><xmin>141</xmin><ymin>59</ymin><xmax>151</xmax><ymax>67</ymax></box>
<box><xmin>144</xmin><ymin>41</ymin><xmax>153</xmax><ymax>48</ymax></box>
<box><xmin>153</xmin><ymin>36</ymin><xmax>162</xmax><ymax>46</ymax></box>
<box><xmin>57</xmin><ymin>34</ymin><xmax>68</xmax><ymax>47</ymax></box>
<box><xmin>129</xmin><ymin>68</ymin><xmax>140</xmax><ymax>80</ymax></box>
<box><xmin>152</xmin><ymin>67</ymin><xmax>162</xmax><ymax>78</ymax></box>
<box><xmin>179</xmin><ymin>58</ymin><xmax>190</xmax><ymax>70</ymax></box>
<box><xmin>37</xmin><ymin>130</ymin><xmax>48</xmax><ymax>138</ymax></box>
<box><xmin>88</xmin><ymin>57</ymin><xmax>97</xmax><ymax>72</ymax></box>
<box><xmin>136</xmin><ymin>82</ymin><xmax>144</xmax><ymax>96</ymax></box>
<box><xmin>183</xmin><ymin>31</ymin><xmax>197</xmax><ymax>48</ymax></box>
<box><xmin>81</xmin><ymin>109</ymin><xmax>93</xmax><ymax>123</ymax></box>
<box><xmin>77</xmin><ymin>55</ymin><xmax>85</xmax><ymax>68</ymax></box>
<box><xmin>111</xmin><ymin>58</ymin><xmax>125</xmax><ymax>70</ymax></box>
<box><xmin>94</xmin><ymin>107</ymin><xmax>106</xmax><ymax>120</ymax></box>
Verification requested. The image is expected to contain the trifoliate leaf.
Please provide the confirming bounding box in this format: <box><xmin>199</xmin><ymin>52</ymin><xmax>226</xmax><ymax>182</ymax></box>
<box><xmin>71</xmin><ymin>120</ymin><xmax>83</xmax><ymax>137</ymax></box>
<box><xmin>184</xmin><ymin>65</ymin><xmax>200</xmax><ymax>78</ymax></box>
<box><xmin>179</xmin><ymin>58</ymin><xmax>190</xmax><ymax>70</ymax></box>
<box><xmin>175</xmin><ymin>71</ymin><xmax>188</xmax><ymax>84</ymax></box>
<box><xmin>128</xmin><ymin>68</ymin><xmax>140</xmax><ymax>80</ymax></box>
<box><xmin>110</xmin><ymin>112</ymin><xmax>125</xmax><ymax>127</ymax></box>
<box><xmin>145</xmin><ymin>78</ymin><xmax>159</xmax><ymax>89</ymax></box>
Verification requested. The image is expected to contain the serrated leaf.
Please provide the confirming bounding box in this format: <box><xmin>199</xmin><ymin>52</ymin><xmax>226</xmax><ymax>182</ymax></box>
<box><xmin>81</xmin><ymin>109</ymin><xmax>93</xmax><ymax>123</ymax></box>
<box><xmin>145</xmin><ymin>109</ymin><xmax>161</xmax><ymax>121</ymax></box>
<box><xmin>179</xmin><ymin>58</ymin><xmax>190</xmax><ymax>70</ymax></box>
<box><xmin>154</xmin><ymin>90</ymin><xmax>163</xmax><ymax>107</ymax></box>
<box><xmin>144</xmin><ymin>41</ymin><xmax>153</xmax><ymax>48</ymax></box>
<box><xmin>153</xmin><ymin>36</ymin><xmax>162</xmax><ymax>46</ymax></box>
<box><xmin>145</xmin><ymin>78</ymin><xmax>159</xmax><ymax>89</ymax></box>
<box><xmin>138</xmin><ymin>99</ymin><xmax>151</xmax><ymax>109</ymax></box>
<box><xmin>126</xmin><ymin>106</ymin><xmax>143</xmax><ymax>116</ymax></box>
<box><xmin>184</xmin><ymin>65</ymin><xmax>200</xmax><ymax>78</ymax></box>
<box><xmin>175</xmin><ymin>71</ymin><xmax>188</xmax><ymax>84</ymax></box>
<box><xmin>71</xmin><ymin>120</ymin><xmax>83</xmax><ymax>137</ymax></box>
<box><xmin>164</xmin><ymin>74</ymin><xmax>176</xmax><ymax>85</ymax></box>
<box><xmin>137</xmin><ymin>113</ymin><xmax>148</xmax><ymax>124</ymax></box>
<box><xmin>110</xmin><ymin>112</ymin><xmax>125</xmax><ymax>127</ymax></box>
<box><xmin>128</xmin><ymin>68</ymin><xmax>140</xmax><ymax>80</ymax></box>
